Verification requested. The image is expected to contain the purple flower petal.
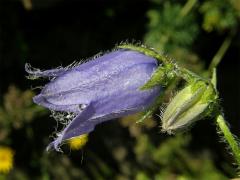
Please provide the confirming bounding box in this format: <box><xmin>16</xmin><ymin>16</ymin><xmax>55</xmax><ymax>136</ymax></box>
<box><xmin>27</xmin><ymin>49</ymin><xmax>161</xmax><ymax>151</ymax></box>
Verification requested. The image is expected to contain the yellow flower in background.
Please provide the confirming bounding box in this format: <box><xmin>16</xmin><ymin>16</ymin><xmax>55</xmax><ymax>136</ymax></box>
<box><xmin>0</xmin><ymin>146</ymin><xmax>14</xmax><ymax>174</ymax></box>
<box><xmin>68</xmin><ymin>134</ymin><xmax>88</xmax><ymax>150</ymax></box>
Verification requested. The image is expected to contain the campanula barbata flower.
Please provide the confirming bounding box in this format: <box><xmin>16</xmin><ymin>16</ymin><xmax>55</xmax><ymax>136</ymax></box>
<box><xmin>26</xmin><ymin>49</ymin><xmax>161</xmax><ymax>151</ymax></box>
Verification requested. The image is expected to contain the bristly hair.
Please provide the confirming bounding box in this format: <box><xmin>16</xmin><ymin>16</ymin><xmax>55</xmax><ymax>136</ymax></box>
<box><xmin>49</xmin><ymin>110</ymin><xmax>77</xmax><ymax>148</ymax></box>
<box><xmin>25</xmin><ymin>44</ymin><xmax>134</xmax><ymax>82</ymax></box>
<box><xmin>25</xmin><ymin>41</ymin><xmax>169</xmax><ymax>82</ymax></box>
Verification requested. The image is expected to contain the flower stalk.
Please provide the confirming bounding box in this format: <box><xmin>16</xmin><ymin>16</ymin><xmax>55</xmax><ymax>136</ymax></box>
<box><xmin>208</xmin><ymin>32</ymin><xmax>233</xmax><ymax>72</ymax></box>
<box><xmin>207</xmin><ymin>35</ymin><xmax>240</xmax><ymax>168</ymax></box>
<box><xmin>216</xmin><ymin>114</ymin><xmax>240</xmax><ymax>167</ymax></box>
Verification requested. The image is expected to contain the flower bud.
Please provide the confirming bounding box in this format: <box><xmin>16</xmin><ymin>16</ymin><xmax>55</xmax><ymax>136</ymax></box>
<box><xmin>161</xmin><ymin>81</ymin><xmax>217</xmax><ymax>133</ymax></box>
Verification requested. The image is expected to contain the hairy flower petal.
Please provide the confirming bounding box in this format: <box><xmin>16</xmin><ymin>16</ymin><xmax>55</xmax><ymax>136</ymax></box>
<box><xmin>25</xmin><ymin>63</ymin><xmax>67</xmax><ymax>78</ymax></box>
<box><xmin>27</xmin><ymin>49</ymin><xmax>161</xmax><ymax>151</ymax></box>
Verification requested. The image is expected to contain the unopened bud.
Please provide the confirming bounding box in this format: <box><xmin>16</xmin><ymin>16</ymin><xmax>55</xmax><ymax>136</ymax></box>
<box><xmin>161</xmin><ymin>81</ymin><xmax>217</xmax><ymax>133</ymax></box>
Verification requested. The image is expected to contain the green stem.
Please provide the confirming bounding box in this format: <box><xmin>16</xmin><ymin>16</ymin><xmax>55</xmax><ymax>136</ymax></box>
<box><xmin>208</xmin><ymin>33</ymin><xmax>233</xmax><ymax>72</ymax></box>
<box><xmin>211</xmin><ymin>68</ymin><xmax>217</xmax><ymax>89</ymax></box>
<box><xmin>180</xmin><ymin>0</ymin><xmax>197</xmax><ymax>17</ymax></box>
<box><xmin>118</xmin><ymin>44</ymin><xmax>171</xmax><ymax>65</ymax></box>
<box><xmin>213</xmin><ymin>68</ymin><xmax>240</xmax><ymax>168</ymax></box>
<box><xmin>177</xmin><ymin>66</ymin><xmax>203</xmax><ymax>83</ymax></box>
<box><xmin>216</xmin><ymin>114</ymin><xmax>240</xmax><ymax>167</ymax></box>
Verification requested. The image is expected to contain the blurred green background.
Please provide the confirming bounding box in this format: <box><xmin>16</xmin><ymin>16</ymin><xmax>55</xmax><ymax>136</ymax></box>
<box><xmin>0</xmin><ymin>0</ymin><xmax>240</xmax><ymax>179</ymax></box>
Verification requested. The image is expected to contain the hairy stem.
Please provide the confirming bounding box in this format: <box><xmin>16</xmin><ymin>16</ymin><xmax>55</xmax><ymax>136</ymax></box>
<box><xmin>208</xmin><ymin>33</ymin><xmax>233</xmax><ymax>72</ymax></box>
<box><xmin>212</xmin><ymin>66</ymin><xmax>240</xmax><ymax>169</ymax></box>
<box><xmin>216</xmin><ymin>114</ymin><xmax>240</xmax><ymax>167</ymax></box>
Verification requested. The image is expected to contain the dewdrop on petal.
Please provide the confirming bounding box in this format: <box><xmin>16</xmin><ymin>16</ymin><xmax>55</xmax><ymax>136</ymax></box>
<box><xmin>161</xmin><ymin>80</ymin><xmax>217</xmax><ymax>133</ymax></box>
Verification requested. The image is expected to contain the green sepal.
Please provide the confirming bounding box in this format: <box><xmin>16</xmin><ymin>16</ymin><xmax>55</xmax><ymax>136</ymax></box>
<box><xmin>141</xmin><ymin>63</ymin><xmax>175</xmax><ymax>90</ymax></box>
<box><xmin>137</xmin><ymin>110</ymin><xmax>153</xmax><ymax>123</ymax></box>
<box><xmin>137</xmin><ymin>92</ymin><xmax>165</xmax><ymax>123</ymax></box>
